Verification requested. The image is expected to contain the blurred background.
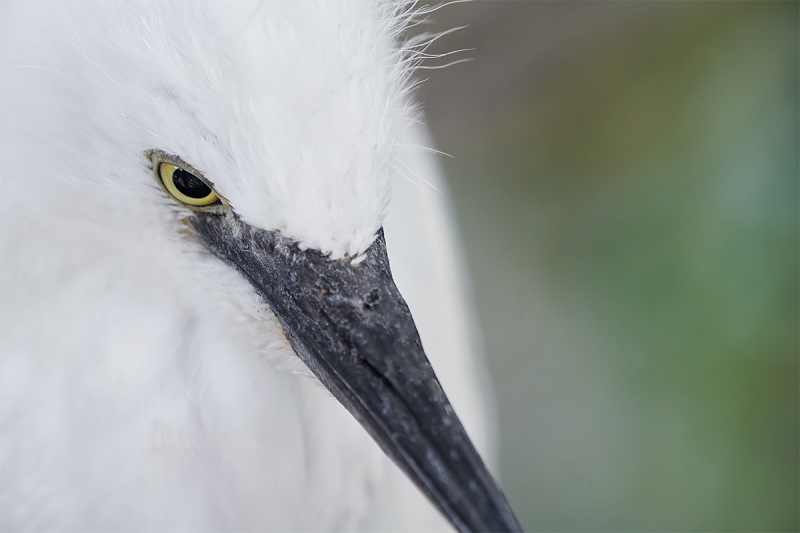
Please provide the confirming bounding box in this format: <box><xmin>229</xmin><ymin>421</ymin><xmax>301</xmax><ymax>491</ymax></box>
<box><xmin>411</xmin><ymin>2</ymin><xmax>798</xmax><ymax>531</ymax></box>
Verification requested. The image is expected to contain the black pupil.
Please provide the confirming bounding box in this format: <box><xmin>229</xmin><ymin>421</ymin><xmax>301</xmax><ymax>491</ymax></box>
<box><xmin>171</xmin><ymin>168</ymin><xmax>213</xmax><ymax>199</ymax></box>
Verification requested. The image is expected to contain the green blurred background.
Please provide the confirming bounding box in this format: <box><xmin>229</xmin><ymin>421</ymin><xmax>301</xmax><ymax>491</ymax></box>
<box><xmin>414</xmin><ymin>2</ymin><xmax>799</xmax><ymax>531</ymax></box>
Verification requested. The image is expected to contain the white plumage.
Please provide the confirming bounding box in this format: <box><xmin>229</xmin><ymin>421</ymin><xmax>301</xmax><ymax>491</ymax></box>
<box><xmin>0</xmin><ymin>2</ymin><xmax>504</xmax><ymax>531</ymax></box>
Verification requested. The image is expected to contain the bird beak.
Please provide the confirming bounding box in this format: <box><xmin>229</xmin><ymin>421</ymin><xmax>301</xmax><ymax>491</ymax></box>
<box><xmin>188</xmin><ymin>210</ymin><xmax>523</xmax><ymax>533</ymax></box>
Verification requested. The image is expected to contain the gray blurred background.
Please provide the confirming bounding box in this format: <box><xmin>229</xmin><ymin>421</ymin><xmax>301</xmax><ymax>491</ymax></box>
<box><xmin>412</xmin><ymin>2</ymin><xmax>799</xmax><ymax>531</ymax></box>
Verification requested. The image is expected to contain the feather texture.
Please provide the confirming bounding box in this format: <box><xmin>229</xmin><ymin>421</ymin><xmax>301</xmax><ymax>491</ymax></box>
<box><xmin>0</xmin><ymin>1</ymin><xmax>493</xmax><ymax>530</ymax></box>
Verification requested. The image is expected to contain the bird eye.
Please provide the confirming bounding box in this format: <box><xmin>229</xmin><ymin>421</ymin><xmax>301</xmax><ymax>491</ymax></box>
<box><xmin>159</xmin><ymin>163</ymin><xmax>219</xmax><ymax>207</ymax></box>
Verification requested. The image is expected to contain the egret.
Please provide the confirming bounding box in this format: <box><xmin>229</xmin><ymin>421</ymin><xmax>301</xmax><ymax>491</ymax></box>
<box><xmin>0</xmin><ymin>1</ymin><xmax>522</xmax><ymax>531</ymax></box>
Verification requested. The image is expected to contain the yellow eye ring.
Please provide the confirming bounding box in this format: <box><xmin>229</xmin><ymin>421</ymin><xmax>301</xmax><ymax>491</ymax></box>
<box><xmin>159</xmin><ymin>163</ymin><xmax>219</xmax><ymax>207</ymax></box>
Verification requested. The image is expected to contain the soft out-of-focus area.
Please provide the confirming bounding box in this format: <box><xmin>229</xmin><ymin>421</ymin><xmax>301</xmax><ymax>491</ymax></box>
<box><xmin>413</xmin><ymin>2</ymin><xmax>798</xmax><ymax>531</ymax></box>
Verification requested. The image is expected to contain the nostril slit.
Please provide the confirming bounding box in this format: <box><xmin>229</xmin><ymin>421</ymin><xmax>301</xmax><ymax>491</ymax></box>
<box><xmin>363</xmin><ymin>288</ymin><xmax>379</xmax><ymax>308</ymax></box>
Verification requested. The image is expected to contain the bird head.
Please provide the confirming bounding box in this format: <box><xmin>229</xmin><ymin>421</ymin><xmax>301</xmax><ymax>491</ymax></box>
<box><xmin>3</xmin><ymin>1</ymin><xmax>521</xmax><ymax>531</ymax></box>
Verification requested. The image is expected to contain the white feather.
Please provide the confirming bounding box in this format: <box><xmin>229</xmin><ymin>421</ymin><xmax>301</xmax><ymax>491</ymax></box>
<box><xmin>0</xmin><ymin>1</ymin><xmax>494</xmax><ymax>530</ymax></box>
